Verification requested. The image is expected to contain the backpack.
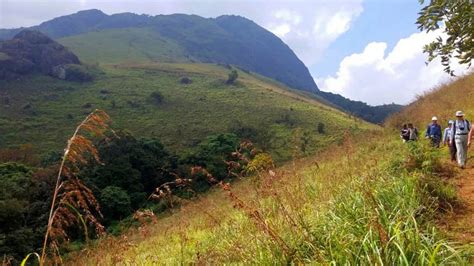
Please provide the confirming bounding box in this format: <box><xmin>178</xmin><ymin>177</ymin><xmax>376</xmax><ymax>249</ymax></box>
<box><xmin>409</xmin><ymin>128</ymin><xmax>418</xmax><ymax>140</ymax></box>
<box><xmin>453</xmin><ymin>119</ymin><xmax>471</xmax><ymax>136</ymax></box>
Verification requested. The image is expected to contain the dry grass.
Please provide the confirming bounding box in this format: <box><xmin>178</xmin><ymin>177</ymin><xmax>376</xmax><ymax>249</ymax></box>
<box><xmin>387</xmin><ymin>73</ymin><xmax>474</xmax><ymax>129</ymax></box>
<box><xmin>38</xmin><ymin>109</ymin><xmax>112</xmax><ymax>265</ymax></box>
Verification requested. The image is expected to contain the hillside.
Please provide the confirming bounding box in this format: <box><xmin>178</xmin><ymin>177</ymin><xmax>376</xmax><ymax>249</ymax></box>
<box><xmin>0</xmin><ymin>9</ymin><xmax>403</xmax><ymax>123</ymax></box>
<box><xmin>387</xmin><ymin>74</ymin><xmax>474</xmax><ymax>129</ymax></box>
<box><xmin>63</xmin><ymin>73</ymin><xmax>474</xmax><ymax>265</ymax></box>
<box><xmin>0</xmin><ymin>62</ymin><xmax>370</xmax><ymax>163</ymax></box>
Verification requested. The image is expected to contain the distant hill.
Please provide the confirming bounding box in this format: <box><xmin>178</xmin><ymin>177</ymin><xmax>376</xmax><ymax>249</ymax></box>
<box><xmin>0</xmin><ymin>30</ymin><xmax>85</xmax><ymax>80</ymax></box>
<box><xmin>0</xmin><ymin>9</ymin><xmax>402</xmax><ymax>123</ymax></box>
<box><xmin>317</xmin><ymin>91</ymin><xmax>403</xmax><ymax>124</ymax></box>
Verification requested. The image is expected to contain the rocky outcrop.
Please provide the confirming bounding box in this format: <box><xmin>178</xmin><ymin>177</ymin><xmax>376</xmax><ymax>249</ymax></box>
<box><xmin>0</xmin><ymin>30</ymin><xmax>81</xmax><ymax>80</ymax></box>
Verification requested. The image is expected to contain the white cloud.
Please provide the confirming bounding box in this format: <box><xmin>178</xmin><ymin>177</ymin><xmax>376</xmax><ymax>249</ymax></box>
<box><xmin>265</xmin><ymin>2</ymin><xmax>363</xmax><ymax>66</ymax></box>
<box><xmin>273</xmin><ymin>9</ymin><xmax>301</xmax><ymax>25</ymax></box>
<box><xmin>317</xmin><ymin>30</ymin><xmax>472</xmax><ymax>105</ymax></box>
<box><xmin>269</xmin><ymin>23</ymin><xmax>291</xmax><ymax>38</ymax></box>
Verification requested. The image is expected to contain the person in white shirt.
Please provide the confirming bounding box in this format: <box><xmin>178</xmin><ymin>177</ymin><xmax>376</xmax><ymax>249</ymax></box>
<box><xmin>443</xmin><ymin>120</ymin><xmax>456</xmax><ymax>162</ymax></box>
<box><xmin>450</xmin><ymin>111</ymin><xmax>471</xmax><ymax>169</ymax></box>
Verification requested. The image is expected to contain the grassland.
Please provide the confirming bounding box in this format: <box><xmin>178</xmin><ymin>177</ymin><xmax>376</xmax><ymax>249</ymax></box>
<box><xmin>66</xmin><ymin>130</ymin><xmax>472</xmax><ymax>264</ymax></box>
<box><xmin>59</xmin><ymin>28</ymin><xmax>188</xmax><ymax>65</ymax></box>
<box><xmin>0</xmin><ymin>63</ymin><xmax>370</xmax><ymax>162</ymax></box>
<box><xmin>62</xmin><ymin>73</ymin><xmax>474</xmax><ymax>264</ymax></box>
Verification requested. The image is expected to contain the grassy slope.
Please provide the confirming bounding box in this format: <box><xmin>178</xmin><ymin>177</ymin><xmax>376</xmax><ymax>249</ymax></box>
<box><xmin>66</xmin><ymin>74</ymin><xmax>474</xmax><ymax>264</ymax></box>
<box><xmin>387</xmin><ymin>73</ymin><xmax>474</xmax><ymax>129</ymax></box>
<box><xmin>58</xmin><ymin>28</ymin><xmax>189</xmax><ymax>65</ymax></box>
<box><xmin>67</xmin><ymin>132</ymin><xmax>471</xmax><ymax>264</ymax></box>
<box><xmin>0</xmin><ymin>63</ymin><xmax>369</xmax><ymax>162</ymax></box>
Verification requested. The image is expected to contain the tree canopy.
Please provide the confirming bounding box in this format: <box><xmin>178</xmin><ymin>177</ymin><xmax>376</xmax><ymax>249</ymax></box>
<box><xmin>417</xmin><ymin>0</ymin><xmax>473</xmax><ymax>75</ymax></box>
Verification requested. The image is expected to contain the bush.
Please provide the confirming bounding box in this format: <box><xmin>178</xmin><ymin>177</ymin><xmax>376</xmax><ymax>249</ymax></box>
<box><xmin>180</xmin><ymin>77</ymin><xmax>192</xmax><ymax>84</ymax></box>
<box><xmin>150</xmin><ymin>91</ymin><xmax>164</xmax><ymax>105</ymax></box>
<box><xmin>245</xmin><ymin>153</ymin><xmax>274</xmax><ymax>174</ymax></box>
<box><xmin>226</xmin><ymin>70</ymin><xmax>238</xmax><ymax>84</ymax></box>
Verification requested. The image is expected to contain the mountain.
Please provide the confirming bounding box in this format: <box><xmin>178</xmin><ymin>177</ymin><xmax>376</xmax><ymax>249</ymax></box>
<box><xmin>0</xmin><ymin>9</ymin><xmax>402</xmax><ymax>123</ymax></box>
<box><xmin>0</xmin><ymin>30</ymin><xmax>83</xmax><ymax>80</ymax></box>
<box><xmin>0</xmin><ymin>10</ymin><xmax>317</xmax><ymax>93</ymax></box>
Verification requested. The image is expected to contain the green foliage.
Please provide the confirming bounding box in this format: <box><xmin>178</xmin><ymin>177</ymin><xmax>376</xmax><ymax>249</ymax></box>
<box><xmin>417</xmin><ymin>0</ymin><xmax>474</xmax><ymax>75</ymax></box>
<box><xmin>83</xmin><ymin>132</ymin><xmax>176</xmax><ymax>215</ymax></box>
<box><xmin>100</xmin><ymin>186</ymin><xmax>132</xmax><ymax>221</ymax></box>
<box><xmin>182</xmin><ymin>133</ymin><xmax>240</xmax><ymax>191</ymax></box>
<box><xmin>0</xmin><ymin>163</ymin><xmax>52</xmax><ymax>264</ymax></box>
<box><xmin>244</xmin><ymin>153</ymin><xmax>274</xmax><ymax>174</ymax></box>
<box><xmin>150</xmin><ymin>91</ymin><xmax>164</xmax><ymax>105</ymax></box>
<box><xmin>226</xmin><ymin>70</ymin><xmax>238</xmax><ymax>84</ymax></box>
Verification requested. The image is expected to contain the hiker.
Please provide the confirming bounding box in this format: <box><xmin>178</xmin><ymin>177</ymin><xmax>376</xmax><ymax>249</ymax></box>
<box><xmin>450</xmin><ymin>111</ymin><xmax>471</xmax><ymax>169</ymax></box>
<box><xmin>407</xmin><ymin>123</ymin><xmax>418</xmax><ymax>141</ymax></box>
<box><xmin>400</xmin><ymin>124</ymin><xmax>410</xmax><ymax>142</ymax></box>
<box><xmin>425</xmin><ymin>116</ymin><xmax>442</xmax><ymax>148</ymax></box>
<box><xmin>443</xmin><ymin>120</ymin><xmax>456</xmax><ymax>162</ymax></box>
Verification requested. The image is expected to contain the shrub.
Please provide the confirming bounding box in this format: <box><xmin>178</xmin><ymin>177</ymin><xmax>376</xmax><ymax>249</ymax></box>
<box><xmin>245</xmin><ymin>153</ymin><xmax>274</xmax><ymax>174</ymax></box>
<box><xmin>150</xmin><ymin>91</ymin><xmax>164</xmax><ymax>105</ymax></box>
<box><xmin>226</xmin><ymin>70</ymin><xmax>238</xmax><ymax>84</ymax></box>
<box><xmin>180</xmin><ymin>77</ymin><xmax>192</xmax><ymax>84</ymax></box>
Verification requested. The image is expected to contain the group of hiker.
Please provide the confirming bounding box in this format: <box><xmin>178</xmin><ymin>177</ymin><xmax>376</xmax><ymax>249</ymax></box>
<box><xmin>400</xmin><ymin>111</ymin><xmax>474</xmax><ymax>169</ymax></box>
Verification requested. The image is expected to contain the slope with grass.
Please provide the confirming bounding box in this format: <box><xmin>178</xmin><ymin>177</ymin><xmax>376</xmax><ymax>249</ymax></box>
<box><xmin>387</xmin><ymin>73</ymin><xmax>474</xmax><ymax>129</ymax></box>
<box><xmin>388</xmin><ymin>73</ymin><xmax>474</xmax><ymax>248</ymax></box>
<box><xmin>0</xmin><ymin>62</ymin><xmax>370</xmax><ymax>162</ymax></box>
<box><xmin>66</xmin><ymin>131</ymin><xmax>472</xmax><ymax>264</ymax></box>
<box><xmin>63</xmin><ymin>73</ymin><xmax>474</xmax><ymax>264</ymax></box>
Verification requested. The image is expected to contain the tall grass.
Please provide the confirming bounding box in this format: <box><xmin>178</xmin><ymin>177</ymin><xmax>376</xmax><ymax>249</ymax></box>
<box><xmin>67</xmin><ymin>132</ymin><xmax>472</xmax><ymax>264</ymax></box>
<box><xmin>35</xmin><ymin>109</ymin><xmax>111</xmax><ymax>265</ymax></box>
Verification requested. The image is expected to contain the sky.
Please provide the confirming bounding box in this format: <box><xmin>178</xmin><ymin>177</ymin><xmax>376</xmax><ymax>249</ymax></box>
<box><xmin>0</xmin><ymin>0</ymin><xmax>471</xmax><ymax>105</ymax></box>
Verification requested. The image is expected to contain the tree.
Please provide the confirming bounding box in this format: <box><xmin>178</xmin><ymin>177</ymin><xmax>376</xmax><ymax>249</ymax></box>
<box><xmin>226</xmin><ymin>70</ymin><xmax>238</xmax><ymax>84</ymax></box>
<box><xmin>100</xmin><ymin>186</ymin><xmax>132</xmax><ymax>221</ymax></box>
<box><xmin>416</xmin><ymin>0</ymin><xmax>473</xmax><ymax>75</ymax></box>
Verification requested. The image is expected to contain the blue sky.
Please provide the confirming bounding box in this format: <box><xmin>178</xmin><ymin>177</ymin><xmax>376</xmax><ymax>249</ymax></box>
<box><xmin>1</xmin><ymin>0</ymin><xmax>470</xmax><ymax>105</ymax></box>
<box><xmin>312</xmin><ymin>0</ymin><xmax>421</xmax><ymax>77</ymax></box>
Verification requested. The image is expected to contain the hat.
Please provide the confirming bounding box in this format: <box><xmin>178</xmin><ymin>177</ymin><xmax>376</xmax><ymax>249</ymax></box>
<box><xmin>456</xmin><ymin>111</ymin><xmax>464</xmax><ymax>117</ymax></box>
<box><xmin>448</xmin><ymin>120</ymin><xmax>454</xmax><ymax>124</ymax></box>
<box><xmin>432</xmin><ymin>116</ymin><xmax>438</xmax><ymax>121</ymax></box>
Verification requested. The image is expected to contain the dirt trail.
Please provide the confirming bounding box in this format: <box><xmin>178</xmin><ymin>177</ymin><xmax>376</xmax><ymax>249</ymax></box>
<box><xmin>444</xmin><ymin>164</ymin><xmax>474</xmax><ymax>244</ymax></box>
